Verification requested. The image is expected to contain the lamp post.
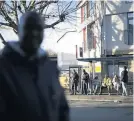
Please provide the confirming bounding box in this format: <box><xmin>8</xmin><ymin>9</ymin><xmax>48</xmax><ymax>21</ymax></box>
<box><xmin>56</xmin><ymin>30</ymin><xmax>77</xmax><ymax>43</ymax></box>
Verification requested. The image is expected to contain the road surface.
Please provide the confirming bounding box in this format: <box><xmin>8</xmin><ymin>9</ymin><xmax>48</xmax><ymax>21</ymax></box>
<box><xmin>69</xmin><ymin>101</ymin><xmax>133</xmax><ymax>121</ymax></box>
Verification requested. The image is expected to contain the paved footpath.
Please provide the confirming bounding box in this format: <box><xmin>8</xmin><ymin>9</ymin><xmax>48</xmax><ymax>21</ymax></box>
<box><xmin>66</xmin><ymin>95</ymin><xmax>133</xmax><ymax>103</ymax></box>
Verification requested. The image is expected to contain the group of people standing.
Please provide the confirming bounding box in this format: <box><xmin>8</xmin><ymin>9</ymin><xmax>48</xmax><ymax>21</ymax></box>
<box><xmin>70</xmin><ymin>69</ymin><xmax>91</xmax><ymax>95</ymax></box>
<box><xmin>70</xmin><ymin>66</ymin><xmax>129</xmax><ymax>96</ymax></box>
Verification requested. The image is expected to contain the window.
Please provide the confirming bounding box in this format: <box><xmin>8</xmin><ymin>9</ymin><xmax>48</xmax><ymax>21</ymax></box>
<box><xmin>87</xmin><ymin>24</ymin><xmax>94</xmax><ymax>50</ymax></box>
<box><xmin>75</xmin><ymin>45</ymin><xmax>78</xmax><ymax>58</ymax></box>
<box><xmin>88</xmin><ymin>0</ymin><xmax>95</xmax><ymax>17</ymax></box>
<box><xmin>125</xmin><ymin>1</ymin><xmax>133</xmax><ymax>4</ymax></box>
<box><xmin>83</xmin><ymin>28</ymin><xmax>86</xmax><ymax>51</ymax></box>
<box><xmin>128</xmin><ymin>12</ymin><xmax>133</xmax><ymax>45</ymax></box>
<box><xmin>79</xmin><ymin>47</ymin><xmax>83</xmax><ymax>57</ymax></box>
<box><xmin>81</xmin><ymin>2</ymin><xmax>88</xmax><ymax>22</ymax></box>
<box><xmin>81</xmin><ymin>7</ymin><xmax>84</xmax><ymax>23</ymax></box>
<box><xmin>93</xmin><ymin>36</ymin><xmax>96</xmax><ymax>49</ymax></box>
<box><xmin>83</xmin><ymin>2</ymin><xmax>87</xmax><ymax>21</ymax></box>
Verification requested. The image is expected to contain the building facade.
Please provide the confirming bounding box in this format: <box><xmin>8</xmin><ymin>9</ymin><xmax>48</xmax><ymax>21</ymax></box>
<box><xmin>76</xmin><ymin>0</ymin><xmax>103</xmax><ymax>77</ymax></box>
<box><xmin>76</xmin><ymin>0</ymin><xmax>133</xmax><ymax>81</ymax></box>
<box><xmin>102</xmin><ymin>1</ymin><xmax>133</xmax><ymax>81</ymax></box>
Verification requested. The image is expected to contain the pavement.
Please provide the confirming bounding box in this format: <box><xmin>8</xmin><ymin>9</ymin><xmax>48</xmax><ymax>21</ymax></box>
<box><xmin>66</xmin><ymin>94</ymin><xmax>133</xmax><ymax>103</ymax></box>
<box><xmin>70</xmin><ymin>101</ymin><xmax>133</xmax><ymax>121</ymax></box>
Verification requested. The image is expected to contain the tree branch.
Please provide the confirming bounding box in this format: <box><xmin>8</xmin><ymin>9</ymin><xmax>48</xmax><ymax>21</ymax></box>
<box><xmin>13</xmin><ymin>29</ymin><xmax>18</xmax><ymax>34</ymax></box>
<box><xmin>62</xmin><ymin>1</ymin><xmax>73</xmax><ymax>14</ymax></box>
<box><xmin>28</xmin><ymin>0</ymin><xmax>36</xmax><ymax>10</ymax></box>
<box><xmin>0</xmin><ymin>8</ymin><xmax>17</xmax><ymax>31</ymax></box>
<box><xmin>34</xmin><ymin>1</ymin><xmax>46</xmax><ymax>6</ymax></box>
<box><xmin>4</xmin><ymin>2</ymin><xmax>15</xmax><ymax>11</ymax></box>
<box><xmin>43</xmin><ymin>1</ymin><xmax>88</xmax><ymax>30</ymax></box>
<box><xmin>17</xmin><ymin>5</ymin><xmax>24</xmax><ymax>14</ymax></box>
<box><xmin>20</xmin><ymin>0</ymin><xmax>27</xmax><ymax>12</ymax></box>
<box><xmin>13</xmin><ymin>1</ymin><xmax>18</xmax><ymax>25</ymax></box>
<box><xmin>0</xmin><ymin>1</ymin><xmax>83</xmax><ymax>37</ymax></box>
<box><xmin>0</xmin><ymin>33</ymin><xmax>6</xmax><ymax>45</ymax></box>
<box><xmin>44</xmin><ymin>19</ymin><xmax>61</xmax><ymax>29</ymax></box>
<box><xmin>35</xmin><ymin>1</ymin><xmax>58</xmax><ymax>12</ymax></box>
<box><xmin>0</xmin><ymin>22</ymin><xmax>10</xmax><ymax>27</ymax></box>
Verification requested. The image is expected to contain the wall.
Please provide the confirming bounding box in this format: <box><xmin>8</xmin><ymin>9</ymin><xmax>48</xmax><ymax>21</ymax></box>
<box><xmin>106</xmin><ymin>1</ymin><xmax>133</xmax><ymax>15</ymax></box>
<box><xmin>76</xmin><ymin>1</ymin><xmax>102</xmax><ymax>72</ymax></box>
<box><xmin>103</xmin><ymin>13</ymin><xmax>134</xmax><ymax>53</ymax></box>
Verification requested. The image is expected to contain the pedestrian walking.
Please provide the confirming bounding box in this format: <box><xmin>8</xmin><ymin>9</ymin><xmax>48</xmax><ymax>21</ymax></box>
<box><xmin>121</xmin><ymin>66</ymin><xmax>128</xmax><ymax>96</ymax></box>
<box><xmin>0</xmin><ymin>11</ymin><xmax>69</xmax><ymax>121</ymax></box>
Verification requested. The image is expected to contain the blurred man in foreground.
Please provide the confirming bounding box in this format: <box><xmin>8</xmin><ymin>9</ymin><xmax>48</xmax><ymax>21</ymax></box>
<box><xmin>0</xmin><ymin>11</ymin><xmax>69</xmax><ymax>121</ymax></box>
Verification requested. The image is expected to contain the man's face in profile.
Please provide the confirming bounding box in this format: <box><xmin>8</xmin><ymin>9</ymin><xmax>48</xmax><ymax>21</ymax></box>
<box><xmin>20</xmin><ymin>12</ymin><xmax>44</xmax><ymax>55</ymax></box>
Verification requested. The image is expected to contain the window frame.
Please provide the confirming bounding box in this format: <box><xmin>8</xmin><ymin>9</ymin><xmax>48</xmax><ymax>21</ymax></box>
<box><xmin>127</xmin><ymin>12</ymin><xmax>133</xmax><ymax>45</ymax></box>
<box><xmin>88</xmin><ymin>0</ymin><xmax>95</xmax><ymax>17</ymax></box>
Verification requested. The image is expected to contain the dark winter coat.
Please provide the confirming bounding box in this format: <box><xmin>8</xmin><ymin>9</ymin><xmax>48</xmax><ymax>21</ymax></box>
<box><xmin>82</xmin><ymin>72</ymin><xmax>89</xmax><ymax>83</ymax></box>
<box><xmin>121</xmin><ymin>70</ymin><xmax>128</xmax><ymax>83</ymax></box>
<box><xmin>0</xmin><ymin>41</ymin><xmax>69</xmax><ymax>121</ymax></box>
<box><xmin>73</xmin><ymin>72</ymin><xmax>79</xmax><ymax>84</ymax></box>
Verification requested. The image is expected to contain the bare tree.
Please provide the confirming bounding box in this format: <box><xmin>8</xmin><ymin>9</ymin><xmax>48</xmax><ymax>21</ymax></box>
<box><xmin>0</xmin><ymin>1</ymin><xmax>85</xmax><ymax>37</ymax></box>
<box><xmin>0</xmin><ymin>0</ymin><xmax>88</xmax><ymax>57</ymax></box>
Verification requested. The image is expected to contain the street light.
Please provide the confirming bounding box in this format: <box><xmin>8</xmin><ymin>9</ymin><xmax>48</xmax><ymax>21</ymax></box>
<box><xmin>56</xmin><ymin>30</ymin><xmax>77</xmax><ymax>43</ymax></box>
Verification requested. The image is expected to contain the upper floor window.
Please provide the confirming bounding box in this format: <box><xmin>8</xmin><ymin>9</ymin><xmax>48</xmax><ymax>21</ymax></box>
<box><xmin>128</xmin><ymin>12</ymin><xmax>133</xmax><ymax>45</ymax></box>
<box><xmin>83</xmin><ymin>3</ymin><xmax>87</xmax><ymax>20</ymax></box>
<box><xmin>87</xmin><ymin>0</ymin><xmax>95</xmax><ymax>17</ymax></box>
<box><xmin>87</xmin><ymin>24</ymin><xmax>95</xmax><ymax>50</ymax></box>
<box><xmin>124</xmin><ymin>12</ymin><xmax>133</xmax><ymax>45</ymax></box>
<box><xmin>81</xmin><ymin>2</ymin><xmax>88</xmax><ymax>23</ymax></box>
<box><xmin>125</xmin><ymin>1</ymin><xmax>133</xmax><ymax>4</ymax></box>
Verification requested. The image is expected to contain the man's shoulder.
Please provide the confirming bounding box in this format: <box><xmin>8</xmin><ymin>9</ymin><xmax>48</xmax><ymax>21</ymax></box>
<box><xmin>0</xmin><ymin>54</ymin><xmax>7</xmax><ymax>64</ymax></box>
<box><xmin>0</xmin><ymin>55</ymin><xmax>9</xmax><ymax>74</ymax></box>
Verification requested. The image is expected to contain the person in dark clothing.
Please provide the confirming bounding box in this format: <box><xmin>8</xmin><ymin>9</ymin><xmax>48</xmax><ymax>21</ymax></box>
<box><xmin>121</xmin><ymin>66</ymin><xmax>128</xmax><ymax>96</ymax></box>
<box><xmin>82</xmin><ymin>69</ymin><xmax>89</xmax><ymax>95</ymax></box>
<box><xmin>72</xmin><ymin>70</ymin><xmax>79</xmax><ymax>95</ymax></box>
<box><xmin>0</xmin><ymin>11</ymin><xmax>69</xmax><ymax>121</ymax></box>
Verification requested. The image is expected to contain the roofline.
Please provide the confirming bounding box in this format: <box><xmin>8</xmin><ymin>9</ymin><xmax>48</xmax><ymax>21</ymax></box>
<box><xmin>77</xmin><ymin>56</ymin><xmax>133</xmax><ymax>62</ymax></box>
<box><xmin>76</xmin><ymin>0</ymin><xmax>82</xmax><ymax>7</ymax></box>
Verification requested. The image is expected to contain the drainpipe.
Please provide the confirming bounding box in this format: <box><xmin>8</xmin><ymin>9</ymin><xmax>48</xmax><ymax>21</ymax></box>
<box><xmin>113</xmin><ymin>60</ymin><xmax>115</xmax><ymax>77</ymax></box>
<box><xmin>103</xmin><ymin>1</ymin><xmax>107</xmax><ymax>76</ymax></box>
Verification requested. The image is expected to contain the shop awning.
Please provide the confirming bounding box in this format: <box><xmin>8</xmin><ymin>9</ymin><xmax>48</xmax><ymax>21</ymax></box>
<box><xmin>77</xmin><ymin>56</ymin><xmax>133</xmax><ymax>62</ymax></box>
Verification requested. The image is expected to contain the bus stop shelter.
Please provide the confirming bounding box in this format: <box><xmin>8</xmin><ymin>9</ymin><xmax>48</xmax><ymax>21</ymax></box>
<box><xmin>77</xmin><ymin>55</ymin><xmax>133</xmax><ymax>78</ymax></box>
<box><xmin>77</xmin><ymin>56</ymin><xmax>133</xmax><ymax>62</ymax></box>
<box><xmin>77</xmin><ymin>56</ymin><xmax>133</xmax><ymax>94</ymax></box>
